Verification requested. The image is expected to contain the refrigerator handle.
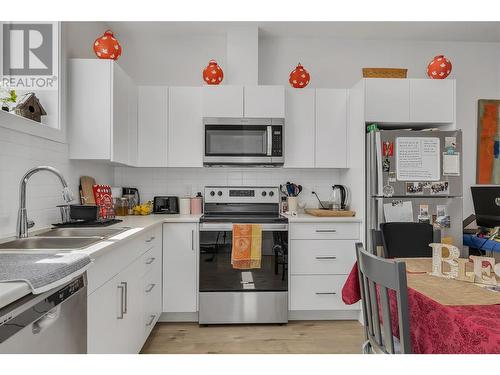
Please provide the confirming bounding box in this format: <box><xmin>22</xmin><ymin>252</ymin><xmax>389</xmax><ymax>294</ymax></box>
<box><xmin>374</xmin><ymin>132</ymin><xmax>383</xmax><ymax>196</ymax></box>
<box><xmin>376</xmin><ymin>198</ymin><xmax>384</xmax><ymax>230</ymax></box>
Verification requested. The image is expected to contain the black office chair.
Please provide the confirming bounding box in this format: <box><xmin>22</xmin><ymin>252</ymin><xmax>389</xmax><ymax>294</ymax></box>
<box><xmin>380</xmin><ymin>222</ymin><xmax>439</xmax><ymax>258</ymax></box>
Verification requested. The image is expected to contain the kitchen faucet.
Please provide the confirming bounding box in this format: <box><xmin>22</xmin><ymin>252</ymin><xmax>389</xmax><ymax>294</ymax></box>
<box><xmin>17</xmin><ymin>166</ymin><xmax>74</xmax><ymax>238</ymax></box>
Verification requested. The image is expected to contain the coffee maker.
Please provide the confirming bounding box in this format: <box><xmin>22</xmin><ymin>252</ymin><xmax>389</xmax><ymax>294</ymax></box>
<box><xmin>122</xmin><ymin>187</ymin><xmax>140</xmax><ymax>213</ymax></box>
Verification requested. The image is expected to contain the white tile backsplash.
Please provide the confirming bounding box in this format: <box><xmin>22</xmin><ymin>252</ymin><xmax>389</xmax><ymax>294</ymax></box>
<box><xmin>0</xmin><ymin>126</ymin><xmax>114</xmax><ymax>237</ymax></box>
<box><xmin>114</xmin><ymin>167</ymin><xmax>342</xmax><ymax>208</ymax></box>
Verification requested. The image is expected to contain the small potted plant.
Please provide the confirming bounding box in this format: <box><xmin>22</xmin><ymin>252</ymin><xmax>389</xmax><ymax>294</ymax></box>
<box><xmin>0</xmin><ymin>89</ymin><xmax>17</xmax><ymax>112</ymax></box>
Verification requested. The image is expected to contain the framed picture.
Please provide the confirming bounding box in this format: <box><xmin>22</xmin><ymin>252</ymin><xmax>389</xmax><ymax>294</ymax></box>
<box><xmin>477</xmin><ymin>99</ymin><xmax>500</xmax><ymax>184</ymax></box>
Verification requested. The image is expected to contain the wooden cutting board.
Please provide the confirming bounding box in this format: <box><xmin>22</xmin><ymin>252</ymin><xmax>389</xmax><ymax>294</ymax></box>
<box><xmin>305</xmin><ymin>209</ymin><xmax>356</xmax><ymax>217</ymax></box>
<box><xmin>80</xmin><ymin>176</ymin><xmax>96</xmax><ymax>205</ymax></box>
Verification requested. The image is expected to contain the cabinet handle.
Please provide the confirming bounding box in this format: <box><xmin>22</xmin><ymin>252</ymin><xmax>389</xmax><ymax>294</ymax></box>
<box><xmin>315</xmin><ymin>256</ymin><xmax>337</xmax><ymax>260</ymax></box>
<box><xmin>191</xmin><ymin>230</ymin><xmax>194</xmax><ymax>251</ymax></box>
<box><xmin>146</xmin><ymin>314</ymin><xmax>156</xmax><ymax>327</ymax></box>
<box><xmin>121</xmin><ymin>282</ymin><xmax>128</xmax><ymax>314</ymax></box>
<box><xmin>315</xmin><ymin>229</ymin><xmax>337</xmax><ymax>233</ymax></box>
<box><xmin>145</xmin><ymin>283</ymin><xmax>156</xmax><ymax>293</ymax></box>
<box><xmin>315</xmin><ymin>292</ymin><xmax>337</xmax><ymax>295</ymax></box>
<box><xmin>145</xmin><ymin>257</ymin><xmax>156</xmax><ymax>265</ymax></box>
<box><xmin>145</xmin><ymin>236</ymin><xmax>155</xmax><ymax>243</ymax></box>
<box><xmin>117</xmin><ymin>284</ymin><xmax>125</xmax><ymax>319</ymax></box>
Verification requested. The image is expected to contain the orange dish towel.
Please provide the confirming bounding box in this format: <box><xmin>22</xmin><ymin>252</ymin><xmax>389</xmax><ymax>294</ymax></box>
<box><xmin>231</xmin><ymin>224</ymin><xmax>262</xmax><ymax>269</ymax></box>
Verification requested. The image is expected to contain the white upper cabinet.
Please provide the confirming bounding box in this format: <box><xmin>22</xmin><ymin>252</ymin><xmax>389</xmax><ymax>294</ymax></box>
<box><xmin>68</xmin><ymin>59</ymin><xmax>137</xmax><ymax>165</ymax></box>
<box><xmin>244</xmin><ymin>86</ymin><xmax>285</xmax><ymax>118</ymax></box>
<box><xmin>365</xmin><ymin>78</ymin><xmax>410</xmax><ymax>123</ymax></box>
<box><xmin>168</xmin><ymin>87</ymin><xmax>203</xmax><ymax>167</ymax></box>
<box><xmin>202</xmin><ymin>86</ymin><xmax>244</xmax><ymax>117</ymax></box>
<box><xmin>410</xmin><ymin>79</ymin><xmax>455</xmax><ymax>123</ymax></box>
<box><xmin>285</xmin><ymin>89</ymin><xmax>315</xmax><ymax>168</ymax></box>
<box><xmin>364</xmin><ymin>78</ymin><xmax>456</xmax><ymax>124</ymax></box>
<box><xmin>112</xmin><ymin>64</ymin><xmax>131</xmax><ymax>165</ymax></box>
<box><xmin>315</xmin><ymin>89</ymin><xmax>348</xmax><ymax>168</ymax></box>
<box><xmin>137</xmin><ymin>86</ymin><xmax>168</xmax><ymax>167</ymax></box>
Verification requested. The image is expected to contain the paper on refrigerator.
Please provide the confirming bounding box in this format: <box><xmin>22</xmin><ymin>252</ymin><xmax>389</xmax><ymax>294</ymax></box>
<box><xmin>396</xmin><ymin>137</ymin><xmax>440</xmax><ymax>181</ymax></box>
<box><xmin>443</xmin><ymin>152</ymin><xmax>460</xmax><ymax>176</ymax></box>
<box><xmin>383</xmin><ymin>201</ymin><xmax>414</xmax><ymax>222</ymax></box>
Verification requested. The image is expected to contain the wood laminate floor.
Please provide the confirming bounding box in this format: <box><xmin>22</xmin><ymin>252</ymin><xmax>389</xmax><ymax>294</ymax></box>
<box><xmin>141</xmin><ymin>321</ymin><xmax>364</xmax><ymax>354</ymax></box>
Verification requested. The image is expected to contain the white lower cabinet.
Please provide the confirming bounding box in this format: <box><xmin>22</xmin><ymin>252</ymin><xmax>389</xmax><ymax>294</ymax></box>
<box><xmin>289</xmin><ymin>221</ymin><xmax>360</xmax><ymax>314</ymax></box>
<box><xmin>291</xmin><ymin>275</ymin><xmax>358</xmax><ymax>311</ymax></box>
<box><xmin>87</xmin><ymin>256</ymin><xmax>143</xmax><ymax>354</ymax></box>
<box><xmin>87</xmin><ymin>225</ymin><xmax>162</xmax><ymax>354</ymax></box>
<box><xmin>162</xmin><ymin>223</ymin><xmax>198</xmax><ymax>313</ymax></box>
<box><xmin>142</xmin><ymin>261</ymin><xmax>162</xmax><ymax>340</ymax></box>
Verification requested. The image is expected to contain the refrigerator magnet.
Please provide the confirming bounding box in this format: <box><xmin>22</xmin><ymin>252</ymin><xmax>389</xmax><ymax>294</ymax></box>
<box><xmin>382</xmin><ymin>184</ymin><xmax>394</xmax><ymax>197</ymax></box>
<box><xmin>418</xmin><ymin>205</ymin><xmax>430</xmax><ymax>223</ymax></box>
<box><xmin>445</xmin><ymin>137</ymin><xmax>457</xmax><ymax>154</ymax></box>
<box><xmin>388</xmin><ymin>171</ymin><xmax>396</xmax><ymax>182</ymax></box>
<box><xmin>383</xmin><ymin>141</ymin><xmax>394</xmax><ymax>157</ymax></box>
<box><xmin>405</xmin><ymin>182</ymin><xmax>424</xmax><ymax>195</ymax></box>
<box><xmin>383</xmin><ymin>158</ymin><xmax>390</xmax><ymax>172</ymax></box>
<box><xmin>419</xmin><ymin>204</ymin><xmax>429</xmax><ymax>217</ymax></box>
<box><xmin>430</xmin><ymin>181</ymin><xmax>450</xmax><ymax>195</ymax></box>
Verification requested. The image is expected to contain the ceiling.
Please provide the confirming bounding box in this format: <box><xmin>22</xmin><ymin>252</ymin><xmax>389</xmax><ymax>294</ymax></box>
<box><xmin>107</xmin><ymin>21</ymin><xmax>500</xmax><ymax>43</ymax></box>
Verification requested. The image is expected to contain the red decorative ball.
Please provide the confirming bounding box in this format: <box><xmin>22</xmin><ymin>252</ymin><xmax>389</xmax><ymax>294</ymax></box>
<box><xmin>203</xmin><ymin>60</ymin><xmax>224</xmax><ymax>85</ymax></box>
<box><xmin>93</xmin><ymin>30</ymin><xmax>122</xmax><ymax>60</ymax></box>
<box><xmin>427</xmin><ymin>55</ymin><xmax>452</xmax><ymax>79</ymax></box>
<box><xmin>289</xmin><ymin>63</ymin><xmax>310</xmax><ymax>88</ymax></box>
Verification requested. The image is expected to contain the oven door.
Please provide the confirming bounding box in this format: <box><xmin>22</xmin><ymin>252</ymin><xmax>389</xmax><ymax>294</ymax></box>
<box><xmin>199</xmin><ymin>223</ymin><xmax>288</xmax><ymax>293</ymax></box>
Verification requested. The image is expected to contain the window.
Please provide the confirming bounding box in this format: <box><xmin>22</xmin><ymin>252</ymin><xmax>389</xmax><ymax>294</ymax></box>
<box><xmin>0</xmin><ymin>21</ymin><xmax>62</xmax><ymax>142</ymax></box>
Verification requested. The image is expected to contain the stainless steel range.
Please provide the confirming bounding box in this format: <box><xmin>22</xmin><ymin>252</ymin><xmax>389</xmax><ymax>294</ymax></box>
<box><xmin>199</xmin><ymin>186</ymin><xmax>288</xmax><ymax>324</ymax></box>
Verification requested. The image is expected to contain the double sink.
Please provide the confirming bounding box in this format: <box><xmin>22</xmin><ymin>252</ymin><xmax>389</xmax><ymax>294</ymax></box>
<box><xmin>0</xmin><ymin>227</ymin><xmax>130</xmax><ymax>250</ymax></box>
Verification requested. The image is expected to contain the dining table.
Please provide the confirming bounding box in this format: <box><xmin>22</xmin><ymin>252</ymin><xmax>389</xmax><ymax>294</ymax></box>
<box><xmin>341</xmin><ymin>258</ymin><xmax>500</xmax><ymax>354</ymax></box>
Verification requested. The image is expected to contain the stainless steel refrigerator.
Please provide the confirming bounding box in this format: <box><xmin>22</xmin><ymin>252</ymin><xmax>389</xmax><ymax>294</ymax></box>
<box><xmin>366</xmin><ymin>129</ymin><xmax>463</xmax><ymax>254</ymax></box>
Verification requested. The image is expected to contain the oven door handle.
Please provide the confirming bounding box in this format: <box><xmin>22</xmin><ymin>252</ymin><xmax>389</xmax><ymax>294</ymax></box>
<box><xmin>200</xmin><ymin>223</ymin><xmax>288</xmax><ymax>232</ymax></box>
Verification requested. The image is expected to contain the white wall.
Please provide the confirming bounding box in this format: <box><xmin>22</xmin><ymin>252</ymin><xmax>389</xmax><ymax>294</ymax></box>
<box><xmin>259</xmin><ymin>36</ymin><xmax>500</xmax><ymax>215</ymax></box>
<box><xmin>114</xmin><ymin>167</ymin><xmax>341</xmax><ymax>209</ymax></box>
<box><xmin>116</xmin><ymin>35</ymin><xmax>226</xmax><ymax>86</ymax></box>
<box><xmin>0</xmin><ymin>127</ymin><xmax>113</xmax><ymax>237</ymax></box>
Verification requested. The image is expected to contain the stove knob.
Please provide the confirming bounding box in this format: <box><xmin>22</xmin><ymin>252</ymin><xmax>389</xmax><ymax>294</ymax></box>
<box><xmin>210</xmin><ymin>191</ymin><xmax>215</xmax><ymax>196</ymax></box>
<box><xmin>217</xmin><ymin>191</ymin><xmax>223</xmax><ymax>196</ymax></box>
<box><xmin>261</xmin><ymin>191</ymin><xmax>267</xmax><ymax>197</ymax></box>
<box><xmin>269</xmin><ymin>191</ymin><xmax>274</xmax><ymax>197</ymax></box>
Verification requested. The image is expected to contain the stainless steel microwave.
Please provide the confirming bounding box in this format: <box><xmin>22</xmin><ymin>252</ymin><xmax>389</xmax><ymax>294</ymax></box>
<box><xmin>203</xmin><ymin>117</ymin><xmax>284</xmax><ymax>166</ymax></box>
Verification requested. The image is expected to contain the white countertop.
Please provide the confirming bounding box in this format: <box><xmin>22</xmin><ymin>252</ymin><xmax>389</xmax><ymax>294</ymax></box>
<box><xmin>0</xmin><ymin>212</ymin><xmax>360</xmax><ymax>309</ymax></box>
<box><xmin>0</xmin><ymin>213</ymin><xmax>201</xmax><ymax>310</ymax></box>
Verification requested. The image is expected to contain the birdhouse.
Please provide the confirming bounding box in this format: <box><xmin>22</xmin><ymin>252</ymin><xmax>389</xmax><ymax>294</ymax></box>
<box><xmin>14</xmin><ymin>92</ymin><xmax>47</xmax><ymax>122</ymax></box>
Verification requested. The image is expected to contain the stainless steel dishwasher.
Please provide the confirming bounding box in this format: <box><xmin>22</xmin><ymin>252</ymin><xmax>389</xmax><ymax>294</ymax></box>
<box><xmin>0</xmin><ymin>274</ymin><xmax>87</xmax><ymax>354</ymax></box>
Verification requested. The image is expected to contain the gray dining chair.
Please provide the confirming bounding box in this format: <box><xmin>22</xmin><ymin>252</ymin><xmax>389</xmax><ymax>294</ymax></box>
<box><xmin>355</xmin><ymin>242</ymin><xmax>412</xmax><ymax>354</ymax></box>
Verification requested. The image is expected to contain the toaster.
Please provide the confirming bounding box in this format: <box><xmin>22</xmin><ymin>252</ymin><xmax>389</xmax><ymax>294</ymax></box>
<box><xmin>153</xmin><ymin>196</ymin><xmax>179</xmax><ymax>214</ymax></box>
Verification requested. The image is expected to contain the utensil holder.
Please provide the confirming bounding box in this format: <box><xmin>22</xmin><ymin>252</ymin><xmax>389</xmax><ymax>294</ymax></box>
<box><xmin>288</xmin><ymin>197</ymin><xmax>298</xmax><ymax>214</ymax></box>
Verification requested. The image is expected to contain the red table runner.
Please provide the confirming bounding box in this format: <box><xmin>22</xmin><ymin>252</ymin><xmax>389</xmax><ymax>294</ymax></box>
<box><xmin>342</xmin><ymin>262</ymin><xmax>500</xmax><ymax>354</ymax></box>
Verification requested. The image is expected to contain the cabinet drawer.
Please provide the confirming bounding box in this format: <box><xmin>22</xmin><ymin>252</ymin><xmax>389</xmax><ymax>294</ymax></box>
<box><xmin>290</xmin><ymin>222</ymin><xmax>359</xmax><ymax>240</ymax></box>
<box><xmin>137</xmin><ymin>225</ymin><xmax>160</xmax><ymax>251</ymax></box>
<box><xmin>290</xmin><ymin>275</ymin><xmax>358</xmax><ymax>311</ymax></box>
<box><xmin>141</xmin><ymin>243</ymin><xmax>162</xmax><ymax>277</ymax></box>
<box><xmin>142</xmin><ymin>262</ymin><xmax>162</xmax><ymax>339</ymax></box>
<box><xmin>290</xmin><ymin>240</ymin><xmax>356</xmax><ymax>275</ymax></box>
<box><xmin>87</xmin><ymin>224</ymin><xmax>161</xmax><ymax>294</ymax></box>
